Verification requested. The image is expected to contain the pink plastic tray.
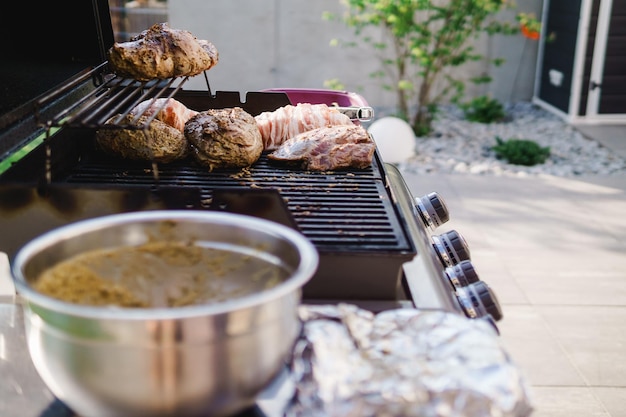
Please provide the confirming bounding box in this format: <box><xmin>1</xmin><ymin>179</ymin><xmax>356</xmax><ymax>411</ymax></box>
<box><xmin>262</xmin><ymin>88</ymin><xmax>369</xmax><ymax>107</ymax></box>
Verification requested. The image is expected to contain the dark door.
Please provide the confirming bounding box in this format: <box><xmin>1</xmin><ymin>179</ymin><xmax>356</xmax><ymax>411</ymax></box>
<box><xmin>588</xmin><ymin>0</ymin><xmax>626</xmax><ymax>115</ymax></box>
<box><xmin>538</xmin><ymin>0</ymin><xmax>583</xmax><ymax>114</ymax></box>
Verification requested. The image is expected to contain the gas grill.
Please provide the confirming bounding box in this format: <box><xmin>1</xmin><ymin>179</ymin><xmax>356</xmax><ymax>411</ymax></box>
<box><xmin>0</xmin><ymin>1</ymin><xmax>505</xmax><ymax>416</ymax></box>
<box><xmin>0</xmin><ymin>82</ymin><xmax>416</xmax><ymax>300</ymax></box>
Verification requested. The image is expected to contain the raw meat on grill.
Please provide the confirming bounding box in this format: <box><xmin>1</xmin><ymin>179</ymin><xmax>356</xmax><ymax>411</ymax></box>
<box><xmin>255</xmin><ymin>103</ymin><xmax>353</xmax><ymax>151</ymax></box>
<box><xmin>95</xmin><ymin>114</ymin><xmax>189</xmax><ymax>163</ymax></box>
<box><xmin>184</xmin><ymin>107</ymin><xmax>263</xmax><ymax>171</ymax></box>
<box><xmin>108</xmin><ymin>23</ymin><xmax>219</xmax><ymax>81</ymax></box>
<box><xmin>130</xmin><ymin>98</ymin><xmax>198</xmax><ymax>131</ymax></box>
<box><xmin>267</xmin><ymin>124</ymin><xmax>376</xmax><ymax>171</ymax></box>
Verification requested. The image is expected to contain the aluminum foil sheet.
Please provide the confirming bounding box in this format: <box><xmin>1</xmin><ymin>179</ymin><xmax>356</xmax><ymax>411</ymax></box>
<box><xmin>286</xmin><ymin>304</ymin><xmax>533</xmax><ymax>417</ymax></box>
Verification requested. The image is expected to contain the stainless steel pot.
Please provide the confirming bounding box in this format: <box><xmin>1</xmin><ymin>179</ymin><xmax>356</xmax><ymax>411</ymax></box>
<box><xmin>11</xmin><ymin>210</ymin><xmax>319</xmax><ymax>417</ymax></box>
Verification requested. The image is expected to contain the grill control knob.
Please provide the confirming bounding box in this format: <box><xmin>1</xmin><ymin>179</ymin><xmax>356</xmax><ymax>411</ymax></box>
<box><xmin>415</xmin><ymin>192</ymin><xmax>449</xmax><ymax>230</ymax></box>
<box><xmin>445</xmin><ymin>260</ymin><xmax>480</xmax><ymax>288</ymax></box>
<box><xmin>432</xmin><ymin>229</ymin><xmax>470</xmax><ymax>267</ymax></box>
<box><xmin>455</xmin><ymin>281</ymin><xmax>503</xmax><ymax>322</ymax></box>
<box><xmin>473</xmin><ymin>281</ymin><xmax>503</xmax><ymax>321</ymax></box>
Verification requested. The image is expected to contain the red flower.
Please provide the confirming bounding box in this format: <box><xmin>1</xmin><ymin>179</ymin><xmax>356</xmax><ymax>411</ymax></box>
<box><xmin>521</xmin><ymin>24</ymin><xmax>540</xmax><ymax>40</ymax></box>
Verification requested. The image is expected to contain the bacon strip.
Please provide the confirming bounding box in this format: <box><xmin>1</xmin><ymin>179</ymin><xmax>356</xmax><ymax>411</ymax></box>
<box><xmin>255</xmin><ymin>103</ymin><xmax>353</xmax><ymax>151</ymax></box>
<box><xmin>130</xmin><ymin>98</ymin><xmax>198</xmax><ymax>132</ymax></box>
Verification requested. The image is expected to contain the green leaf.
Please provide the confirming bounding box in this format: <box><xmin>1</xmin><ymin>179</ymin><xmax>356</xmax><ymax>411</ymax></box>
<box><xmin>398</xmin><ymin>80</ymin><xmax>414</xmax><ymax>90</ymax></box>
<box><xmin>323</xmin><ymin>78</ymin><xmax>346</xmax><ymax>91</ymax></box>
<box><xmin>470</xmin><ymin>75</ymin><xmax>493</xmax><ymax>84</ymax></box>
<box><xmin>321</xmin><ymin>11</ymin><xmax>335</xmax><ymax>22</ymax></box>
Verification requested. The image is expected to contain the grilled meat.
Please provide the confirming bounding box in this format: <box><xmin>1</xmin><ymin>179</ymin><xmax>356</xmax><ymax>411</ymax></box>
<box><xmin>255</xmin><ymin>103</ymin><xmax>353</xmax><ymax>151</ymax></box>
<box><xmin>108</xmin><ymin>23</ymin><xmax>219</xmax><ymax>81</ymax></box>
<box><xmin>130</xmin><ymin>98</ymin><xmax>198</xmax><ymax>132</ymax></box>
<box><xmin>95</xmin><ymin>114</ymin><xmax>189</xmax><ymax>163</ymax></box>
<box><xmin>267</xmin><ymin>125</ymin><xmax>376</xmax><ymax>171</ymax></box>
<box><xmin>184</xmin><ymin>107</ymin><xmax>263</xmax><ymax>171</ymax></box>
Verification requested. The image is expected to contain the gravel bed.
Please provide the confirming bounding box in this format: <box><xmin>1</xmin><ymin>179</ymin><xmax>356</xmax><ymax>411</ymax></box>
<box><xmin>396</xmin><ymin>102</ymin><xmax>626</xmax><ymax>177</ymax></box>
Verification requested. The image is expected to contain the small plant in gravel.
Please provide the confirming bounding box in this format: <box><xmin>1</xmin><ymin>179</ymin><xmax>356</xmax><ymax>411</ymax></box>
<box><xmin>461</xmin><ymin>95</ymin><xmax>505</xmax><ymax>123</ymax></box>
<box><xmin>492</xmin><ymin>136</ymin><xmax>550</xmax><ymax>166</ymax></box>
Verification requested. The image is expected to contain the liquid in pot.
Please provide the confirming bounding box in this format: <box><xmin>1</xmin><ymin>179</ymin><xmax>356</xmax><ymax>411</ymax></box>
<box><xmin>33</xmin><ymin>240</ymin><xmax>287</xmax><ymax>308</ymax></box>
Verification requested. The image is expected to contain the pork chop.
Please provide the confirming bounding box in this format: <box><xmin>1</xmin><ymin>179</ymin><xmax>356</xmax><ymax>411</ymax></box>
<box><xmin>267</xmin><ymin>125</ymin><xmax>376</xmax><ymax>171</ymax></box>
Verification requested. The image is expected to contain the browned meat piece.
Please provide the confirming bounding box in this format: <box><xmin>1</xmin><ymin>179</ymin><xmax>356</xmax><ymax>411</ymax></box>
<box><xmin>184</xmin><ymin>107</ymin><xmax>263</xmax><ymax>171</ymax></box>
<box><xmin>130</xmin><ymin>98</ymin><xmax>198</xmax><ymax>131</ymax></box>
<box><xmin>95</xmin><ymin>114</ymin><xmax>189</xmax><ymax>163</ymax></box>
<box><xmin>255</xmin><ymin>103</ymin><xmax>353</xmax><ymax>151</ymax></box>
<box><xmin>267</xmin><ymin>125</ymin><xmax>376</xmax><ymax>171</ymax></box>
<box><xmin>108</xmin><ymin>23</ymin><xmax>219</xmax><ymax>81</ymax></box>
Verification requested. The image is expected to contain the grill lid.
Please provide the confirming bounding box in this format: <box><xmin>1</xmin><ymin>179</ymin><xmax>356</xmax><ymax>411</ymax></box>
<box><xmin>1</xmin><ymin>0</ymin><xmax>114</xmax><ymax>157</ymax></box>
<box><xmin>1</xmin><ymin>0</ymin><xmax>113</xmax><ymax>121</ymax></box>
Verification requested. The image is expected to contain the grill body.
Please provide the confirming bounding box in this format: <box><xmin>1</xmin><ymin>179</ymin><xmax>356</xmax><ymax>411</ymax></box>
<box><xmin>0</xmin><ymin>88</ymin><xmax>416</xmax><ymax>300</ymax></box>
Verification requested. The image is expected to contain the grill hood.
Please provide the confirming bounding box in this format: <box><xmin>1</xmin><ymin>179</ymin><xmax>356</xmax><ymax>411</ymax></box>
<box><xmin>1</xmin><ymin>0</ymin><xmax>114</xmax><ymax>139</ymax></box>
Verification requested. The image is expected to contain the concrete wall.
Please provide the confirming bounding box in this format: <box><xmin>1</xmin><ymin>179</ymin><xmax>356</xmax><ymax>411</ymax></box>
<box><xmin>168</xmin><ymin>0</ymin><xmax>543</xmax><ymax>109</ymax></box>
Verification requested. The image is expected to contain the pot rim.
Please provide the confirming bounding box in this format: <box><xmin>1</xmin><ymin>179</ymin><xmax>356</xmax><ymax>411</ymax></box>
<box><xmin>11</xmin><ymin>210</ymin><xmax>319</xmax><ymax>320</ymax></box>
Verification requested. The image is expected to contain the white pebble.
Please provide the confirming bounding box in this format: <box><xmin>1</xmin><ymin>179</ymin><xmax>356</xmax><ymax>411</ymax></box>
<box><xmin>396</xmin><ymin>102</ymin><xmax>626</xmax><ymax>177</ymax></box>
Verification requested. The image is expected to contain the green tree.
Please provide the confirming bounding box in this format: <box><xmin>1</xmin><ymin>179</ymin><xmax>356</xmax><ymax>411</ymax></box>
<box><xmin>325</xmin><ymin>0</ymin><xmax>517</xmax><ymax>135</ymax></box>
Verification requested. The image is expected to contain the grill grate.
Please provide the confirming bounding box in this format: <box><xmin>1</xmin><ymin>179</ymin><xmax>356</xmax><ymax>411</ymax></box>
<box><xmin>64</xmin><ymin>152</ymin><xmax>412</xmax><ymax>252</ymax></box>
